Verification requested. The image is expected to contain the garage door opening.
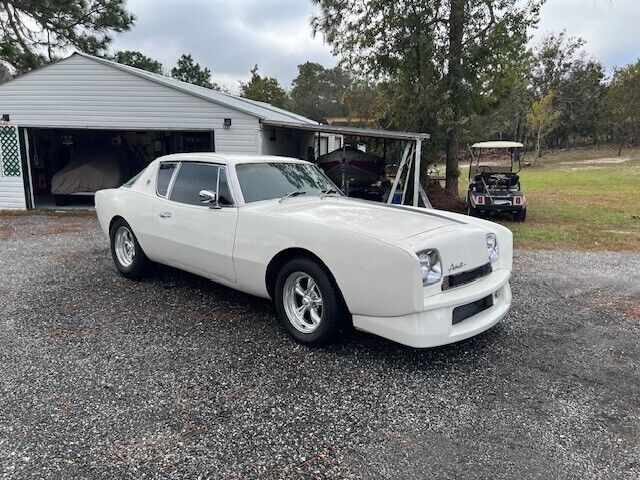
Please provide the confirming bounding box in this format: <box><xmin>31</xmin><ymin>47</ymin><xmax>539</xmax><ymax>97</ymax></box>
<box><xmin>25</xmin><ymin>128</ymin><xmax>214</xmax><ymax>209</ymax></box>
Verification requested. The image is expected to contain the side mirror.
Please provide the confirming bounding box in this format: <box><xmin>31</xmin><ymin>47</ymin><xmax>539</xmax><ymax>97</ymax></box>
<box><xmin>199</xmin><ymin>190</ymin><xmax>221</xmax><ymax>209</ymax></box>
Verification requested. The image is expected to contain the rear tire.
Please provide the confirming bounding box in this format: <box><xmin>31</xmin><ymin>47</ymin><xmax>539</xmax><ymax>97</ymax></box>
<box><xmin>109</xmin><ymin>218</ymin><xmax>149</xmax><ymax>279</ymax></box>
<box><xmin>514</xmin><ymin>207</ymin><xmax>527</xmax><ymax>222</ymax></box>
<box><xmin>274</xmin><ymin>257</ymin><xmax>347</xmax><ymax>346</ymax></box>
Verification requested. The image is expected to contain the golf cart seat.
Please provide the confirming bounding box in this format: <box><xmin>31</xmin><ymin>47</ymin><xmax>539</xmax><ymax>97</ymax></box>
<box><xmin>474</xmin><ymin>172</ymin><xmax>519</xmax><ymax>190</ymax></box>
<box><xmin>505</xmin><ymin>174</ymin><xmax>519</xmax><ymax>188</ymax></box>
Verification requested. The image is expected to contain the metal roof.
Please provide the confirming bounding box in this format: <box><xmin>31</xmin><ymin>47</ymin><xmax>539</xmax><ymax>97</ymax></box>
<box><xmin>75</xmin><ymin>53</ymin><xmax>318</xmax><ymax>125</ymax></box>
<box><xmin>261</xmin><ymin>120</ymin><xmax>430</xmax><ymax>141</ymax></box>
<box><xmin>471</xmin><ymin>141</ymin><xmax>524</xmax><ymax>149</ymax></box>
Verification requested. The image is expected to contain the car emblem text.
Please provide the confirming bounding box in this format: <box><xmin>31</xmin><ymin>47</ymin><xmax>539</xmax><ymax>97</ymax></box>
<box><xmin>448</xmin><ymin>262</ymin><xmax>466</xmax><ymax>273</ymax></box>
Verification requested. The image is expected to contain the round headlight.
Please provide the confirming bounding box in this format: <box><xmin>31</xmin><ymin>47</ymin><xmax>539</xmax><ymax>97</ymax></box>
<box><xmin>486</xmin><ymin>233</ymin><xmax>499</xmax><ymax>263</ymax></box>
<box><xmin>417</xmin><ymin>249</ymin><xmax>442</xmax><ymax>286</ymax></box>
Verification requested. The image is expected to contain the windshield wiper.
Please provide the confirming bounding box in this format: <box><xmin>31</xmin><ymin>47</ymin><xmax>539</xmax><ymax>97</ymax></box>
<box><xmin>320</xmin><ymin>188</ymin><xmax>340</xmax><ymax>199</ymax></box>
<box><xmin>279</xmin><ymin>190</ymin><xmax>306</xmax><ymax>203</ymax></box>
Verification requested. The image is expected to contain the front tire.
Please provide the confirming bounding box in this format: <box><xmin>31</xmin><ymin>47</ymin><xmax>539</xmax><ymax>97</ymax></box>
<box><xmin>109</xmin><ymin>218</ymin><xmax>149</xmax><ymax>279</ymax></box>
<box><xmin>274</xmin><ymin>257</ymin><xmax>347</xmax><ymax>346</ymax></box>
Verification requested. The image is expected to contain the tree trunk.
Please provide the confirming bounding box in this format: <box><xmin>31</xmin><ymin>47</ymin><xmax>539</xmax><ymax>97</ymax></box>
<box><xmin>444</xmin><ymin>0</ymin><xmax>466</xmax><ymax>197</ymax></box>
<box><xmin>536</xmin><ymin>128</ymin><xmax>542</xmax><ymax>158</ymax></box>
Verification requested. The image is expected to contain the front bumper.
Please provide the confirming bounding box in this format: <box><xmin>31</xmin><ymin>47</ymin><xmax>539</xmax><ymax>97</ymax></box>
<box><xmin>352</xmin><ymin>269</ymin><xmax>511</xmax><ymax>348</ymax></box>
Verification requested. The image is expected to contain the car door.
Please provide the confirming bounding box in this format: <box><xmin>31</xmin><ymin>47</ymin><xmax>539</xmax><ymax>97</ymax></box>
<box><xmin>135</xmin><ymin>161</ymin><xmax>179</xmax><ymax>261</ymax></box>
<box><xmin>157</xmin><ymin>161</ymin><xmax>238</xmax><ymax>283</ymax></box>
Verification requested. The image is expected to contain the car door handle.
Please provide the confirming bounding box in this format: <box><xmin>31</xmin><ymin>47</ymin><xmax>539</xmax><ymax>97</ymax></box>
<box><xmin>159</xmin><ymin>211</ymin><xmax>172</xmax><ymax>219</ymax></box>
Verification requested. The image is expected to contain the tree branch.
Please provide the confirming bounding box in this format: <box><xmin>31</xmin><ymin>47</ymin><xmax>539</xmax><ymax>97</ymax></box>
<box><xmin>466</xmin><ymin>0</ymin><xmax>497</xmax><ymax>45</ymax></box>
<box><xmin>2</xmin><ymin>1</ymin><xmax>33</xmax><ymax>55</ymax></box>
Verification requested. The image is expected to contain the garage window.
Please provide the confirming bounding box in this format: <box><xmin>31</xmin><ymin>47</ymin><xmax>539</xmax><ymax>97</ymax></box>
<box><xmin>157</xmin><ymin>162</ymin><xmax>177</xmax><ymax>197</ymax></box>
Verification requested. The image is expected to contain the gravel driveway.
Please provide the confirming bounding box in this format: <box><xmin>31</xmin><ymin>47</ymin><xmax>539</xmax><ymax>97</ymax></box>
<box><xmin>0</xmin><ymin>213</ymin><xmax>638</xmax><ymax>479</ymax></box>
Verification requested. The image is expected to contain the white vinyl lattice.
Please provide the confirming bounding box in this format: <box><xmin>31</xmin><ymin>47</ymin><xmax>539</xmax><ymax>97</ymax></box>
<box><xmin>0</xmin><ymin>125</ymin><xmax>21</xmax><ymax>177</ymax></box>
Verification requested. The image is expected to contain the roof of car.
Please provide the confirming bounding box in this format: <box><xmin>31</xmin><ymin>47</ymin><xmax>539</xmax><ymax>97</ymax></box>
<box><xmin>155</xmin><ymin>153</ymin><xmax>312</xmax><ymax>166</ymax></box>
<box><xmin>471</xmin><ymin>141</ymin><xmax>525</xmax><ymax>149</ymax></box>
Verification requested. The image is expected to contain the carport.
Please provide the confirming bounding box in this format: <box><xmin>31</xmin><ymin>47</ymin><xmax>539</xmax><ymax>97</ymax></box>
<box><xmin>262</xmin><ymin>120</ymin><xmax>432</xmax><ymax>207</ymax></box>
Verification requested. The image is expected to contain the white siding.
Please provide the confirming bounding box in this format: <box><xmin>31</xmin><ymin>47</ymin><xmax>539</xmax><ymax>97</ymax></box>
<box><xmin>0</xmin><ymin>177</ymin><xmax>26</xmax><ymax>209</ymax></box>
<box><xmin>86</xmin><ymin>53</ymin><xmax>317</xmax><ymax>125</ymax></box>
<box><xmin>0</xmin><ymin>55</ymin><xmax>260</xmax><ymax>154</ymax></box>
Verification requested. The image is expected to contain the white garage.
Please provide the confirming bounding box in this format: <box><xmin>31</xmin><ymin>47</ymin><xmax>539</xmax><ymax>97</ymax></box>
<box><xmin>0</xmin><ymin>52</ymin><xmax>323</xmax><ymax>209</ymax></box>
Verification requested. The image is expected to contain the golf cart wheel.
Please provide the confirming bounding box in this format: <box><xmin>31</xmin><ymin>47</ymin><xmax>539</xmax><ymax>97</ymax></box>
<box><xmin>467</xmin><ymin>203</ymin><xmax>478</xmax><ymax>217</ymax></box>
<box><xmin>514</xmin><ymin>208</ymin><xmax>527</xmax><ymax>222</ymax></box>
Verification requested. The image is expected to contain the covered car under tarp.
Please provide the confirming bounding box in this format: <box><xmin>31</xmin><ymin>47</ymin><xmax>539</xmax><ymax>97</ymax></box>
<box><xmin>51</xmin><ymin>147</ymin><xmax>124</xmax><ymax>195</ymax></box>
<box><xmin>317</xmin><ymin>146</ymin><xmax>385</xmax><ymax>199</ymax></box>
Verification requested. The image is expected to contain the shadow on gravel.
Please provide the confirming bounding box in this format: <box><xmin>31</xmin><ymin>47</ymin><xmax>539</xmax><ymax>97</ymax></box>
<box><xmin>136</xmin><ymin>262</ymin><xmax>505</xmax><ymax>373</ymax></box>
<box><xmin>333</xmin><ymin>324</ymin><xmax>505</xmax><ymax>372</ymax></box>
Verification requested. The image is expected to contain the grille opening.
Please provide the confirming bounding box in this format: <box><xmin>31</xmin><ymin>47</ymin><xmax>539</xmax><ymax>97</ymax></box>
<box><xmin>452</xmin><ymin>295</ymin><xmax>494</xmax><ymax>325</ymax></box>
<box><xmin>442</xmin><ymin>263</ymin><xmax>492</xmax><ymax>291</ymax></box>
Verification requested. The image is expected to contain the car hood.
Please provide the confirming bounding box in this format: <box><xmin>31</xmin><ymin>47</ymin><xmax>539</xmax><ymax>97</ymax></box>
<box><xmin>244</xmin><ymin>196</ymin><xmax>480</xmax><ymax>242</ymax></box>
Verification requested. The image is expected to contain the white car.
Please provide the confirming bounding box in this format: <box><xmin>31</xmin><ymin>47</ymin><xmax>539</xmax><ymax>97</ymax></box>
<box><xmin>95</xmin><ymin>153</ymin><xmax>513</xmax><ymax>348</ymax></box>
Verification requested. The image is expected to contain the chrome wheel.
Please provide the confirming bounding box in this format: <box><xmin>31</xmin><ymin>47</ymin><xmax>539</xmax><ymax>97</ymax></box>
<box><xmin>283</xmin><ymin>271</ymin><xmax>324</xmax><ymax>333</ymax></box>
<box><xmin>114</xmin><ymin>226</ymin><xmax>135</xmax><ymax>268</ymax></box>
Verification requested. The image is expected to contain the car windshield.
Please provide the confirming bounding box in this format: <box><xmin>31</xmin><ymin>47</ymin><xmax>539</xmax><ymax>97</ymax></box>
<box><xmin>236</xmin><ymin>162</ymin><xmax>339</xmax><ymax>203</ymax></box>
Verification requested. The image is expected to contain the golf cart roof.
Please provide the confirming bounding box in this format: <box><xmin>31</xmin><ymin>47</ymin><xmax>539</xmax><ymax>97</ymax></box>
<box><xmin>471</xmin><ymin>141</ymin><xmax>524</xmax><ymax>149</ymax></box>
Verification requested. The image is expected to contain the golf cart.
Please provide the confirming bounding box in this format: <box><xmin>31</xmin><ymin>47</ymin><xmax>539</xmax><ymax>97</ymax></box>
<box><xmin>466</xmin><ymin>141</ymin><xmax>527</xmax><ymax>221</ymax></box>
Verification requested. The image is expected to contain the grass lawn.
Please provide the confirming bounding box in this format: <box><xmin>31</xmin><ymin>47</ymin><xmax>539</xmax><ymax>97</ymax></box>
<box><xmin>460</xmin><ymin>146</ymin><xmax>640</xmax><ymax>251</ymax></box>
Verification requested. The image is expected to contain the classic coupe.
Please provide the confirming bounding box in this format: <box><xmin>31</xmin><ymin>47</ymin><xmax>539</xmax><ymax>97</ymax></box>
<box><xmin>95</xmin><ymin>153</ymin><xmax>513</xmax><ymax>348</ymax></box>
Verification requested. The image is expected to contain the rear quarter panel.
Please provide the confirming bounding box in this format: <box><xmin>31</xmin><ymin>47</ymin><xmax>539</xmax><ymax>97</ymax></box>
<box><xmin>95</xmin><ymin>163</ymin><xmax>165</xmax><ymax>261</ymax></box>
<box><xmin>95</xmin><ymin>187</ymin><xmax>160</xmax><ymax>261</ymax></box>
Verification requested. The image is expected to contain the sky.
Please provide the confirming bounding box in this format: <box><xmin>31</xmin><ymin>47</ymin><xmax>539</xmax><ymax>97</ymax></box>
<box><xmin>111</xmin><ymin>0</ymin><xmax>640</xmax><ymax>93</ymax></box>
<box><xmin>111</xmin><ymin>0</ymin><xmax>335</xmax><ymax>92</ymax></box>
<box><xmin>534</xmin><ymin>0</ymin><xmax>640</xmax><ymax>70</ymax></box>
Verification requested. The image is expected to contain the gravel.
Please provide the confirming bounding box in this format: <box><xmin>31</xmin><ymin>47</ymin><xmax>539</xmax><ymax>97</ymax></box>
<box><xmin>0</xmin><ymin>213</ymin><xmax>638</xmax><ymax>479</ymax></box>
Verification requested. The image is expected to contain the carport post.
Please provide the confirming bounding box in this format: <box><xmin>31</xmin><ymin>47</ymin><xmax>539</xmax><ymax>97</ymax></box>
<box><xmin>387</xmin><ymin>142</ymin><xmax>413</xmax><ymax>204</ymax></box>
<box><xmin>413</xmin><ymin>139</ymin><xmax>422</xmax><ymax>206</ymax></box>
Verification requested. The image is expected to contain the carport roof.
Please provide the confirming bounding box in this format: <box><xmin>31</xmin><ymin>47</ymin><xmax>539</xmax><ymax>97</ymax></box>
<box><xmin>261</xmin><ymin>120</ymin><xmax>430</xmax><ymax>141</ymax></box>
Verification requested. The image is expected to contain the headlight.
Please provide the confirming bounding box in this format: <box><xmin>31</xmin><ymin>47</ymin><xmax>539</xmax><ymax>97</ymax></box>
<box><xmin>486</xmin><ymin>233</ymin><xmax>499</xmax><ymax>263</ymax></box>
<box><xmin>417</xmin><ymin>249</ymin><xmax>442</xmax><ymax>286</ymax></box>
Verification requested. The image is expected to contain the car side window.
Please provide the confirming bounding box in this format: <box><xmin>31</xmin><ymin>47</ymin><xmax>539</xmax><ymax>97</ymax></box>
<box><xmin>157</xmin><ymin>162</ymin><xmax>177</xmax><ymax>197</ymax></box>
<box><xmin>122</xmin><ymin>168</ymin><xmax>145</xmax><ymax>188</ymax></box>
<box><xmin>169</xmin><ymin>163</ymin><xmax>220</xmax><ymax>206</ymax></box>
<box><xmin>218</xmin><ymin>167</ymin><xmax>233</xmax><ymax>206</ymax></box>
